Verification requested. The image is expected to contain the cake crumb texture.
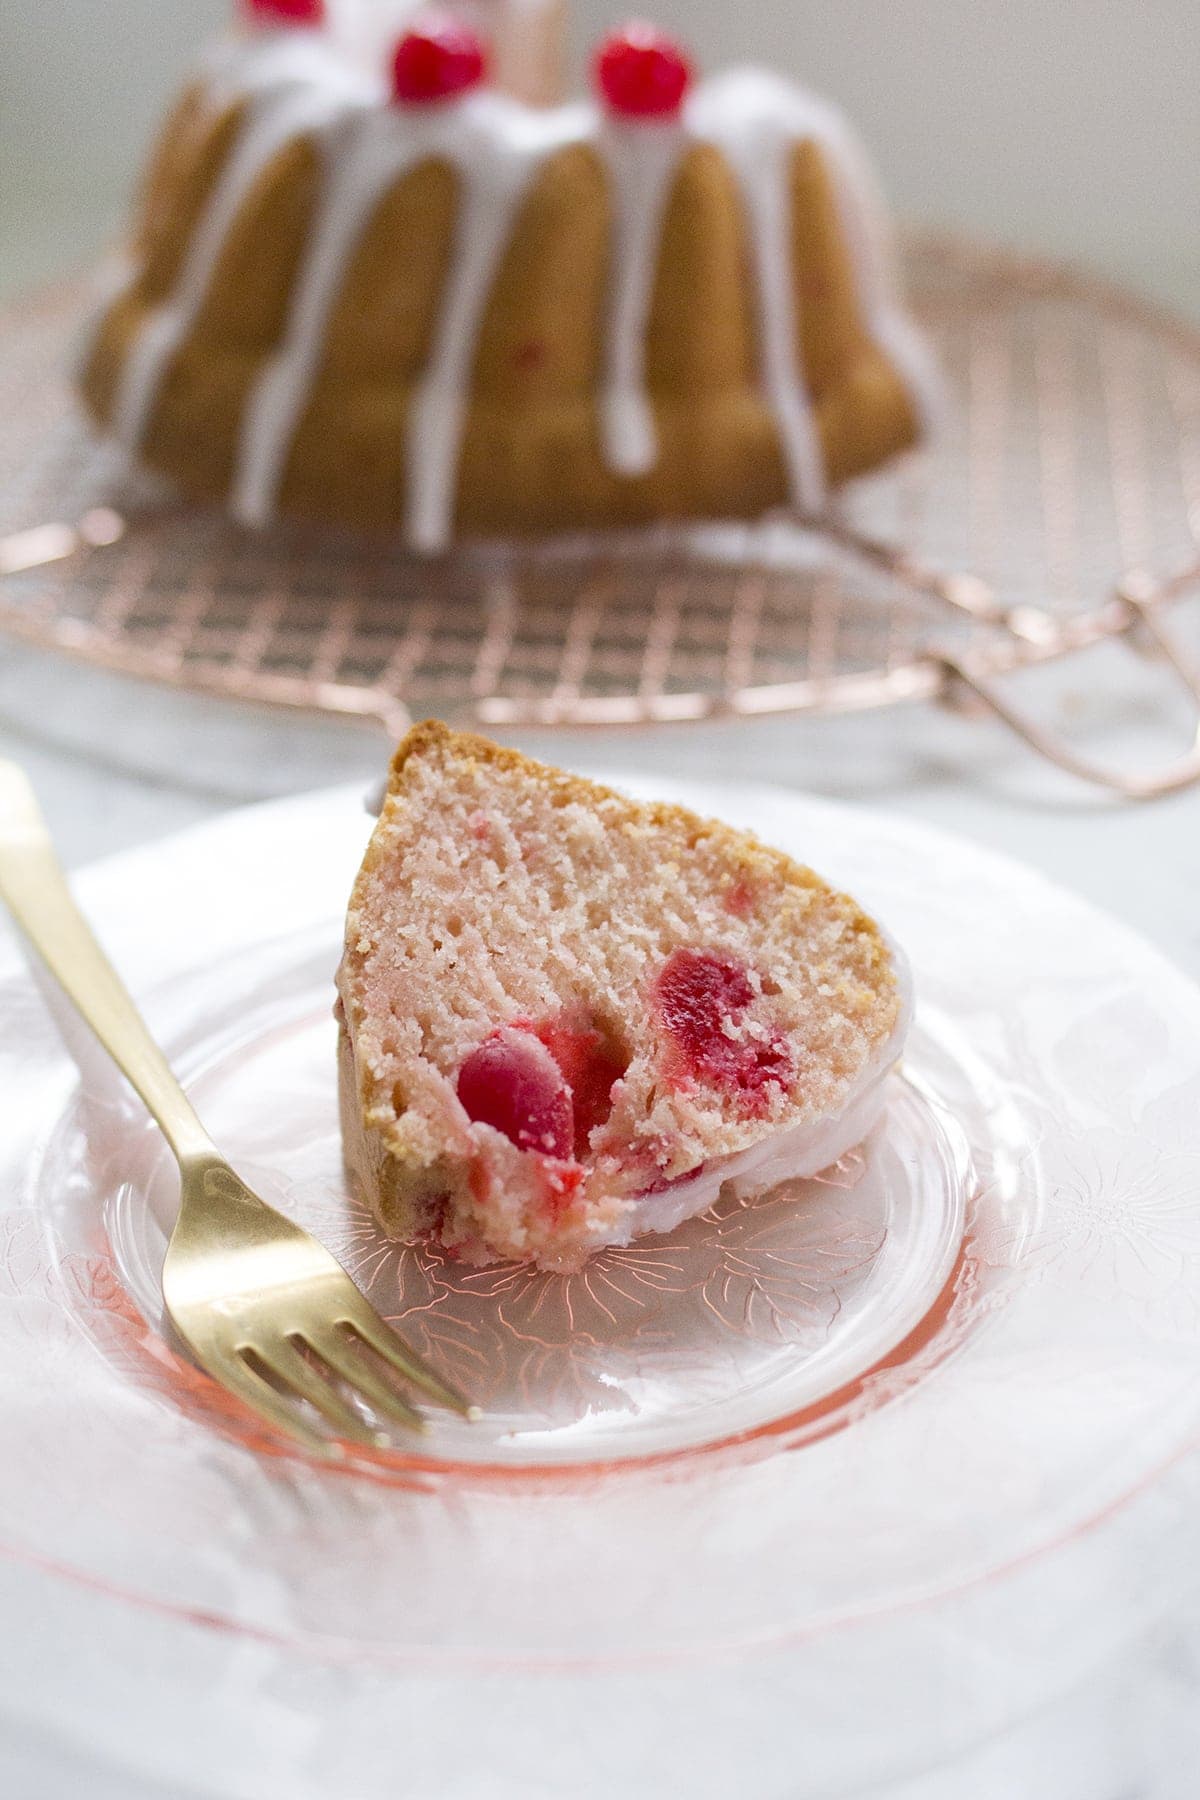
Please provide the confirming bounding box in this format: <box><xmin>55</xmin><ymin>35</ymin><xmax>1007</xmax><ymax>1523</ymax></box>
<box><xmin>337</xmin><ymin>722</ymin><xmax>901</xmax><ymax>1269</ymax></box>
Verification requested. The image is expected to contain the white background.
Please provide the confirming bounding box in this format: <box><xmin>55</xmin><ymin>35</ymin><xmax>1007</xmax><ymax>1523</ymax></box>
<box><xmin>1</xmin><ymin>0</ymin><xmax>1199</xmax><ymax>310</ymax></box>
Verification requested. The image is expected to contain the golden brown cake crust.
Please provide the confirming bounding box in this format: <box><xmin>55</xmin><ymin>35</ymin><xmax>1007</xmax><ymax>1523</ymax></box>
<box><xmin>383</xmin><ymin>720</ymin><xmax>829</xmax><ymax>896</ymax></box>
<box><xmin>82</xmin><ymin>72</ymin><xmax>923</xmax><ymax>539</ymax></box>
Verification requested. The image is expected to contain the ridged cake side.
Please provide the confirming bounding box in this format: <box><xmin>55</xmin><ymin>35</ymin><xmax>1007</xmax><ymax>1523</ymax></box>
<box><xmin>81</xmin><ymin>60</ymin><xmax>929</xmax><ymax>542</ymax></box>
<box><xmin>336</xmin><ymin>723</ymin><xmax>903</xmax><ymax>1269</ymax></box>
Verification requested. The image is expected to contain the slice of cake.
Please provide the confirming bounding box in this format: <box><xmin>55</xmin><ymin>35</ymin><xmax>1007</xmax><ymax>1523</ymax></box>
<box><xmin>337</xmin><ymin>723</ymin><xmax>909</xmax><ymax>1270</ymax></box>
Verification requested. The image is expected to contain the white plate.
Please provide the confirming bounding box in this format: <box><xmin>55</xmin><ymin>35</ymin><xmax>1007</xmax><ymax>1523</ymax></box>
<box><xmin>2</xmin><ymin>776</ymin><xmax>1199</xmax><ymax>1799</ymax></box>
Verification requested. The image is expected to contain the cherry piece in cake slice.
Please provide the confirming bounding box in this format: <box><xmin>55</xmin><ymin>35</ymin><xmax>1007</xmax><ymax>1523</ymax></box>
<box><xmin>457</xmin><ymin>1028</ymin><xmax>574</xmax><ymax>1160</ymax></box>
<box><xmin>654</xmin><ymin>948</ymin><xmax>794</xmax><ymax>1109</ymax></box>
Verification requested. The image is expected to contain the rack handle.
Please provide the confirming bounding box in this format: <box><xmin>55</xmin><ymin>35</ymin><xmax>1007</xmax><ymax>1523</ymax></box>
<box><xmin>935</xmin><ymin>592</ymin><xmax>1200</xmax><ymax>800</ymax></box>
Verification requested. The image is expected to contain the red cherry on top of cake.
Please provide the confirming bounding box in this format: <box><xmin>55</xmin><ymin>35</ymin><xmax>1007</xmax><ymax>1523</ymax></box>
<box><xmin>595</xmin><ymin>22</ymin><xmax>693</xmax><ymax>119</ymax></box>
<box><xmin>242</xmin><ymin>0</ymin><xmax>325</xmax><ymax>26</ymax></box>
<box><xmin>392</xmin><ymin>15</ymin><xmax>488</xmax><ymax>105</ymax></box>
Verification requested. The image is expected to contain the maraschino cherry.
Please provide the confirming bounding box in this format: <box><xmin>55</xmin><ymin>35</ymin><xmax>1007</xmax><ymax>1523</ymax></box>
<box><xmin>242</xmin><ymin>0</ymin><xmax>325</xmax><ymax>27</ymax></box>
<box><xmin>392</xmin><ymin>15</ymin><xmax>488</xmax><ymax>105</ymax></box>
<box><xmin>595</xmin><ymin>22</ymin><xmax>692</xmax><ymax>120</ymax></box>
<box><xmin>457</xmin><ymin>1028</ymin><xmax>574</xmax><ymax>1160</ymax></box>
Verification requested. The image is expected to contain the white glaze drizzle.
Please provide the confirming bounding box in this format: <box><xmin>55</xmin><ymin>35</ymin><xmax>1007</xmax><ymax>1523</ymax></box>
<box><xmin>234</xmin><ymin>93</ymin><xmax>581</xmax><ymax>545</ymax></box>
<box><xmin>403</xmin><ymin>114</ymin><xmax>544</xmax><ymax>551</ymax></box>
<box><xmin>791</xmin><ymin>82</ymin><xmax>943</xmax><ymax>443</ymax></box>
<box><xmin>98</xmin><ymin>38</ymin><xmax>938</xmax><ymax>549</ymax></box>
<box><xmin>597</xmin><ymin>117</ymin><xmax>686</xmax><ymax>477</ymax></box>
<box><xmin>200</xmin><ymin>25</ymin><xmax>363</xmax><ymax>109</ymax></box>
<box><xmin>689</xmin><ymin>72</ymin><xmax>828</xmax><ymax>513</ymax></box>
<box><xmin>231</xmin><ymin>105</ymin><xmax>422</xmax><ymax>529</ymax></box>
<box><xmin>111</xmin><ymin>83</ymin><xmax>364</xmax><ymax>457</ymax></box>
<box><xmin>690</xmin><ymin>69</ymin><xmax>942</xmax><ymax>505</ymax></box>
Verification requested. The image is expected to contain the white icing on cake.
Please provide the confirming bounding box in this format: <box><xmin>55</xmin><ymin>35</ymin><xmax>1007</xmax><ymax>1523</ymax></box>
<box><xmin>312</xmin><ymin>0</ymin><xmax>561</xmax><ymax>98</ymax></box>
<box><xmin>689</xmin><ymin>72</ymin><xmax>827</xmax><ymax>513</ymax></box>
<box><xmin>698</xmin><ymin>69</ymin><xmax>942</xmax><ymax>448</ymax></box>
<box><xmin>598</xmin><ymin>117</ymin><xmax>687</xmax><ymax>477</ymax></box>
<box><xmin>200</xmin><ymin>23</ymin><xmax>366</xmax><ymax>107</ymax></box>
<box><xmin>403</xmin><ymin>100</ymin><xmax>585</xmax><ymax>550</ymax></box>
<box><xmin>98</xmin><ymin>28</ymin><xmax>937</xmax><ymax>551</ymax></box>
<box><xmin>233</xmin><ymin>93</ymin><xmax>585</xmax><ymax>544</ymax></box>
<box><xmin>114</xmin><ymin>81</ymin><xmax>371</xmax><ymax>458</ymax></box>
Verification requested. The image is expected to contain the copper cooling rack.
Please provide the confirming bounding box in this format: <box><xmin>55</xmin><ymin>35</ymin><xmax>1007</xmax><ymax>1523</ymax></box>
<box><xmin>1</xmin><ymin>235</ymin><xmax>1198</xmax><ymax>796</ymax></box>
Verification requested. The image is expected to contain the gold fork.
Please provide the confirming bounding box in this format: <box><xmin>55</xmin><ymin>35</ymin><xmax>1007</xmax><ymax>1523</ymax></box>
<box><xmin>0</xmin><ymin>761</ymin><xmax>476</xmax><ymax>1458</ymax></box>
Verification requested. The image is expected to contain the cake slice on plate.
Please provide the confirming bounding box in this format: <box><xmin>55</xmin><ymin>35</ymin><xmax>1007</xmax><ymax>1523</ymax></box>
<box><xmin>337</xmin><ymin>723</ymin><xmax>909</xmax><ymax>1270</ymax></box>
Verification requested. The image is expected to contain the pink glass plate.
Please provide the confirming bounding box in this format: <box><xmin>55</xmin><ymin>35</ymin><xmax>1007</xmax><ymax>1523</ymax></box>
<box><xmin>95</xmin><ymin>954</ymin><xmax>968</xmax><ymax>1470</ymax></box>
<box><xmin>1</xmin><ymin>776</ymin><xmax>1200</xmax><ymax>1692</ymax></box>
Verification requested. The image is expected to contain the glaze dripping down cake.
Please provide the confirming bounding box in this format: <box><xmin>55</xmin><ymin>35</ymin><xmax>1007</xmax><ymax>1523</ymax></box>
<box><xmin>336</xmin><ymin>723</ymin><xmax>910</xmax><ymax>1270</ymax></box>
<box><xmin>80</xmin><ymin>2</ymin><xmax>936</xmax><ymax>550</ymax></box>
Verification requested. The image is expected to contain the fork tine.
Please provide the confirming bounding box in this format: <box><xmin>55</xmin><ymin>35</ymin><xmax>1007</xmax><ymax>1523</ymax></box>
<box><xmin>205</xmin><ymin>1348</ymin><xmax>342</xmax><ymax>1460</ymax></box>
<box><xmin>304</xmin><ymin>1329</ymin><xmax>428</xmax><ymax>1436</ymax></box>
<box><xmin>249</xmin><ymin>1341</ymin><xmax>391</xmax><ymax>1451</ymax></box>
<box><xmin>339</xmin><ymin>1307</ymin><xmax>480</xmax><ymax>1420</ymax></box>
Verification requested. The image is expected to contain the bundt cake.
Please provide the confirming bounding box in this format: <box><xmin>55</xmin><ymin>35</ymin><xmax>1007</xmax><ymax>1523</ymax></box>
<box><xmin>336</xmin><ymin>722</ymin><xmax>910</xmax><ymax>1270</ymax></box>
<box><xmin>80</xmin><ymin>3</ymin><xmax>936</xmax><ymax>551</ymax></box>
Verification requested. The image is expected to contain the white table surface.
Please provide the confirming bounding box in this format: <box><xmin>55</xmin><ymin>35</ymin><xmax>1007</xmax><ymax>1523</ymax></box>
<box><xmin>1</xmin><ymin>236</ymin><xmax>1199</xmax><ymax>1798</ymax></box>
<box><xmin>3</xmin><ymin>630</ymin><xmax>1196</xmax><ymax>968</ymax></box>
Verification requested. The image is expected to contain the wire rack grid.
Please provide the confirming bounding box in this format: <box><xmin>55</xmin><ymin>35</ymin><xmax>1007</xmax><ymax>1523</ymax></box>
<box><xmin>1</xmin><ymin>234</ymin><xmax>1198</xmax><ymax>795</ymax></box>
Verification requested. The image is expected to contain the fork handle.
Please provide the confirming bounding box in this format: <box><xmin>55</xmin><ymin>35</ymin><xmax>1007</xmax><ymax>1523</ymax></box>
<box><xmin>0</xmin><ymin>761</ymin><xmax>214</xmax><ymax>1164</ymax></box>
